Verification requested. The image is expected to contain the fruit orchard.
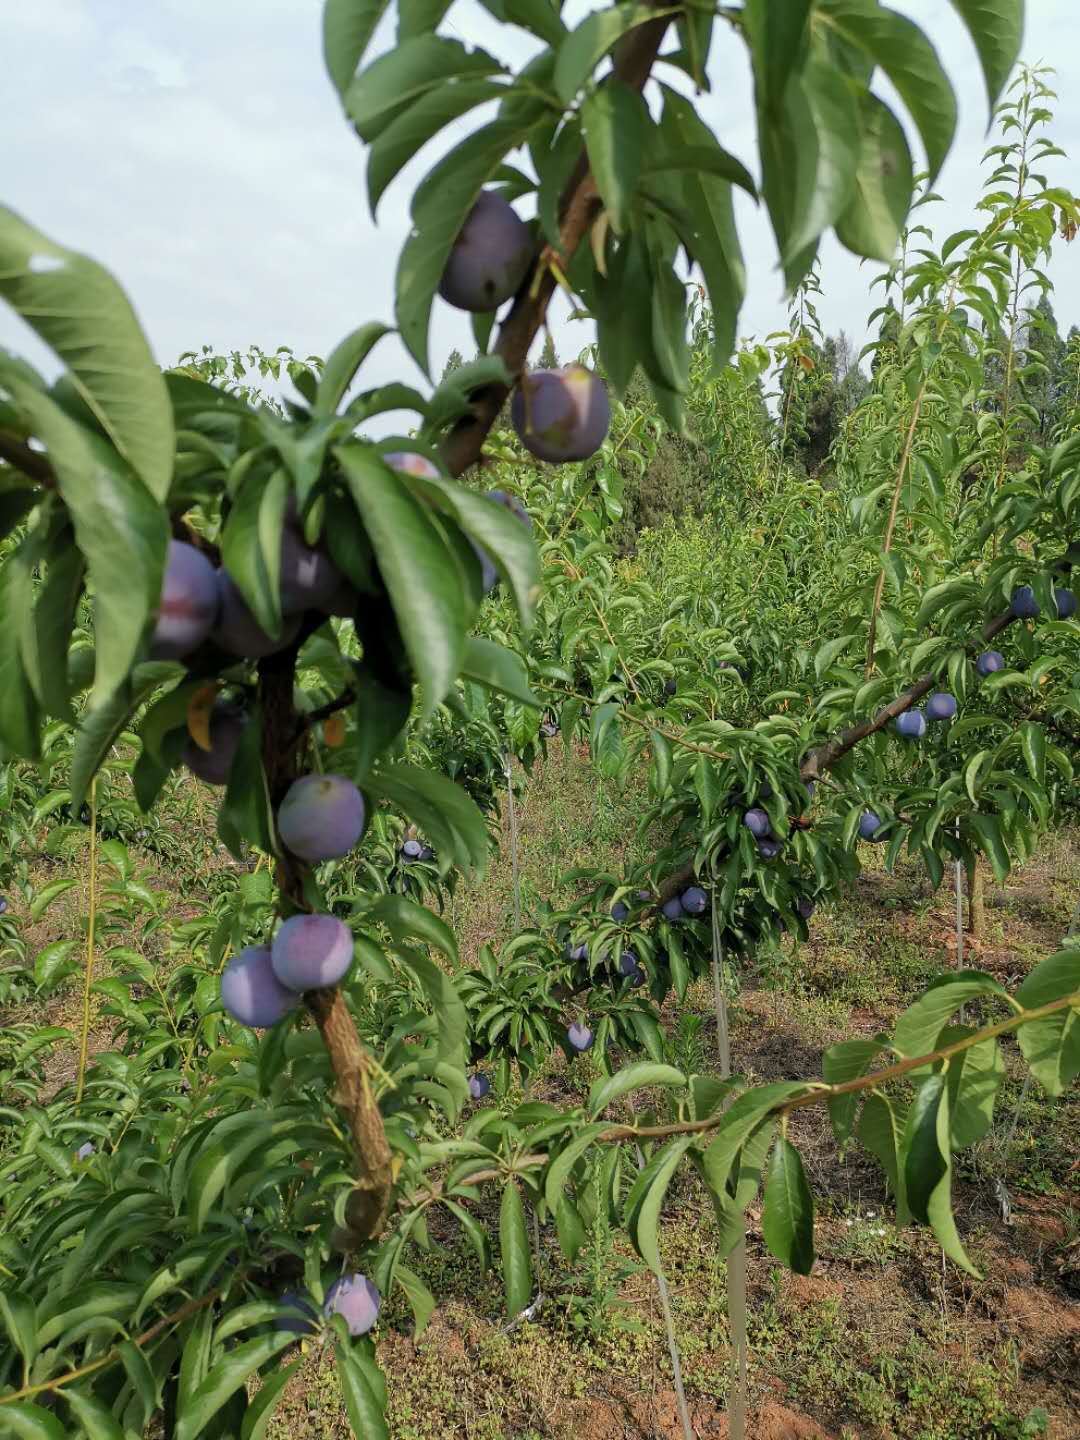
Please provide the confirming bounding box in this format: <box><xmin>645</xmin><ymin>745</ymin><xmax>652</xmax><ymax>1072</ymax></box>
<box><xmin>1</xmin><ymin>2</ymin><xmax>1079</xmax><ymax>1438</ymax></box>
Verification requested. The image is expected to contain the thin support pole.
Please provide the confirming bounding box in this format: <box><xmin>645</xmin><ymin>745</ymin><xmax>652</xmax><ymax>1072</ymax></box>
<box><xmin>635</xmin><ymin>1143</ymin><xmax>694</xmax><ymax>1440</ymax></box>
<box><xmin>712</xmin><ymin>899</ymin><xmax>746</xmax><ymax>1440</ymax></box>
<box><xmin>505</xmin><ymin>752</ymin><xmax>522</xmax><ymax>932</ymax></box>
<box><xmin>75</xmin><ymin>778</ymin><xmax>98</xmax><ymax>1105</ymax></box>
<box><xmin>955</xmin><ymin>823</ymin><xmax>966</xmax><ymax>1023</ymax></box>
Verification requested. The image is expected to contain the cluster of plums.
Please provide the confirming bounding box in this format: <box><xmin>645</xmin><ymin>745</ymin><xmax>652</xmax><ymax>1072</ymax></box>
<box><xmin>893</xmin><ymin>690</ymin><xmax>956</xmax><ymax>739</ymax></box>
<box><xmin>441</xmin><ymin>190</ymin><xmax>610</xmax><ymax>464</ymax></box>
<box><xmin>1010</xmin><ymin>584</ymin><xmax>1076</xmax><ymax>621</ymax></box>
<box><xmin>220</xmin><ymin>774</ymin><xmax>366</xmax><ymax>1027</ymax></box>
<box><xmin>277</xmin><ymin>1273</ymin><xmax>380</xmax><ymax>1338</ymax></box>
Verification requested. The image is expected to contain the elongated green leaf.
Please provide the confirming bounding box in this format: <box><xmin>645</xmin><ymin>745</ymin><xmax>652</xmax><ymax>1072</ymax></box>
<box><xmin>582</xmin><ymin>83</ymin><xmax>649</xmax><ymax>235</ymax></box>
<box><xmin>969</xmin><ymin>813</ymin><xmax>1011</xmax><ymax>884</ymax></box>
<box><xmin>858</xmin><ymin>1091</ymin><xmax>909</xmax><ymax>1223</ymax></box>
<box><xmin>543</xmin><ymin>1122</ymin><xmax>610</xmax><ymax>1211</ymax></box>
<box><xmin>5</xmin><ymin>380</ymin><xmax>167</xmax><ymax>710</ymax></box>
<box><xmin>892</xmin><ymin>971</ymin><xmax>1006</xmax><ymax>1062</ymax></box>
<box><xmin>630</xmin><ymin>1136</ymin><xmax>694</xmax><ymax>1273</ymax></box>
<box><xmin>394</xmin><ymin>1264</ymin><xmax>436</xmax><ymax>1338</ymax></box>
<box><xmin>316</xmin><ymin>324</ymin><xmax>393</xmax><ymax>414</ymax></box>
<box><xmin>555</xmin><ymin>2</ymin><xmax>664</xmax><ymax>104</ymax></box>
<box><xmin>221</xmin><ymin>467</ymin><xmax>288</xmax><ymax>640</ymax></box>
<box><xmin>1015</xmin><ymin>949</ymin><xmax>1080</xmax><ymax>1096</ymax></box>
<box><xmin>240</xmin><ymin>1358</ymin><xmax>303</xmax><ymax>1440</ymax></box>
<box><xmin>337</xmin><ymin>445</ymin><xmax>465</xmax><ymax>720</ymax></box>
<box><xmin>743</xmin><ymin>0</ymin><xmax>813</xmax><ymax>109</ymax></box>
<box><xmin>0</xmin><ymin>206</ymin><xmax>173</xmax><ymax>499</ymax></box>
<box><xmin>948</xmin><ymin>0</ymin><xmax>1024</xmax><ymax>110</ymax></box>
<box><xmin>588</xmin><ymin>1062</ymin><xmax>686</xmax><ymax>1118</ymax></box>
<box><xmin>0</xmin><ymin>1290</ymin><xmax>37</xmax><ymax>1375</ymax></box>
<box><xmin>70</xmin><ymin>661</ymin><xmax>174</xmax><ymax>811</ymax></box>
<box><xmin>368</xmin><ymin>893</ymin><xmax>458</xmax><ymax>964</ymax></box>
<box><xmin>0</xmin><ymin>539</ymin><xmax>41</xmax><ymax>757</ymax></box>
<box><xmin>335</xmin><ymin>1339</ymin><xmax>390</xmax><ymax>1440</ymax></box>
<box><xmin>762</xmin><ymin>1137</ymin><xmax>815</xmax><ymax>1274</ymax></box>
<box><xmin>216</xmin><ymin>703</ymin><xmax>274</xmax><ymax>860</ymax></box>
<box><xmin>784</xmin><ymin>51</ymin><xmax>860</xmax><ymax>263</ymax></box>
<box><xmin>936</xmin><ymin>1027</ymin><xmax>1003</xmax><ymax>1149</ymax></box>
<box><xmin>499</xmin><ymin>1179</ymin><xmax>532</xmax><ymax>1317</ymax></box>
<box><xmin>836</xmin><ymin>92</ymin><xmax>913</xmax><ymax>262</ymax></box>
<box><xmin>176</xmin><ymin>1332</ymin><xmax>294</xmax><ymax>1440</ymax></box>
<box><xmin>460</xmin><ymin>637</ymin><xmax>539</xmax><ymax>708</ymax></box>
<box><xmin>323</xmin><ymin>0</ymin><xmax>391</xmax><ymax>97</ymax></box>
<box><xmin>903</xmin><ymin>1074</ymin><xmax>947</xmax><ymax>1224</ymax></box>
<box><xmin>346</xmin><ymin>36</ymin><xmax>503</xmax><ymax>142</ymax></box>
<box><xmin>63</xmin><ymin>1390</ymin><xmax>124</xmax><ymax>1440</ymax></box>
<box><xmin>819</xmin><ymin>0</ymin><xmax>956</xmax><ymax>183</ymax></box>
<box><xmin>364</xmin><ymin>764</ymin><xmax>490</xmax><ymax>875</ymax></box>
<box><xmin>822</xmin><ymin>1037</ymin><xmax>885</xmax><ymax>1145</ymax></box>
<box><xmin>394</xmin><ymin>947</ymin><xmax>467</xmax><ymax>1069</ymax></box>
<box><xmin>0</xmin><ymin>1402</ymin><xmax>68</xmax><ymax>1439</ymax></box>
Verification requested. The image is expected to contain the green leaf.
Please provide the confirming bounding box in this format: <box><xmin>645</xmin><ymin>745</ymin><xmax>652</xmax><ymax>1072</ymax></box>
<box><xmin>892</xmin><ymin>971</ymin><xmax>1006</xmax><ymax>1062</ymax></box>
<box><xmin>345</xmin><ymin>36</ymin><xmax>503</xmax><ymax>143</ymax></box>
<box><xmin>762</xmin><ymin>1137</ymin><xmax>815</xmax><ymax>1274</ymax></box>
<box><xmin>627</xmin><ymin>1136</ymin><xmax>694</xmax><ymax>1273</ymax></box>
<box><xmin>1015</xmin><ymin>949</ymin><xmax>1080</xmax><ymax>1097</ymax></box>
<box><xmin>650</xmin><ymin>729</ymin><xmax>672</xmax><ymax>796</ymax></box>
<box><xmin>394</xmin><ymin>1264</ymin><xmax>436</xmax><ymax>1338</ymax></box>
<box><xmin>69</xmin><ymin>662</ymin><xmax>173</xmax><ymax>811</ymax></box>
<box><xmin>819</xmin><ymin>0</ymin><xmax>957</xmax><ymax>183</ymax></box>
<box><xmin>835</xmin><ymin>93</ymin><xmax>914</xmax><ymax>262</ymax></box>
<box><xmin>582</xmin><ymin>83</ymin><xmax>649</xmax><ymax>235</ymax></box>
<box><xmin>815</xmin><ymin>633</ymin><xmax>856</xmax><ymax>680</ymax></box>
<box><xmin>783</xmin><ymin>51</ymin><xmax>861</xmax><ymax>263</ymax></box>
<box><xmin>941</xmin><ymin>1028</ymin><xmax>1003</xmax><ymax>1149</ymax></box>
<box><xmin>334</xmin><ymin>1338</ymin><xmax>390</xmax><ymax>1440</ymax></box>
<box><xmin>240</xmin><ymin>1359</ymin><xmax>303</xmax><ymax>1440</ymax></box>
<box><xmin>315</xmin><ymin>324</ymin><xmax>393</xmax><ymax>414</ymax></box>
<box><xmin>393</xmin><ymin>946</ymin><xmax>468</xmax><ymax>1070</ymax></box>
<box><xmin>364</xmin><ymin>764</ymin><xmax>490</xmax><ymax>875</ymax></box>
<box><xmin>587</xmin><ymin>1061</ymin><xmax>686</xmax><ymax>1118</ymax></box>
<box><xmin>555</xmin><ymin>3</ymin><xmax>664</xmax><ymax>104</ymax></box>
<box><xmin>702</xmin><ymin>1081</ymin><xmax>807</xmax><ymax>1194</ymax></box>
<box><xmin>822</xmin><ymin>1037</ymin><xmax>885</xmax><ymax>1145</ymax></box>
<box><xmin>499</xmin><ymin>1179</ymin><xmax>532</xmax><ymax>1317</ymax></box>
<box><xmin>367</xmin><ymin>894</ymin><xmax>458</xmax><ymax>965</ymax></box>
<box><xmin>461</xmin><ymin>637</ymin><xmax>540</xmax><ymax>708</ymax></box>
<box><xmin>903</xmin><ymin>1073</ymin><xmax>979</xmax><ymax>1274</ymax></box>
<box><xmin>323</xmin><ymin>0</ymin><xmax>391</xmax><ymax>96</ymax></box>
<box><xmin>336</xmin><ymin>445</ymin><xmax>466</xmax><ymax>720</ymax></box>
<box><xmin>947</xmin><ymin>0</ymin><xmax>1024</xmax><ymax>110</ymax></box>
<box><xmin>0</xmin><ymin>542</ymin><xmax>41</xmax><ymax>757</ymax></box>
<box><xmin>62</xmin><ymin>1390</ymin><xmax>124</xmax><ymax>1440</ymax></box>
<box><xmin>0</xmin><ymin>1290</ymin><xmax>38</xmax><ymax>1376</ymax></box>
<box><xmin>1017</xmin><ymin>721</ymin><xmax>1045</xmax><ymax>785</ymax></box>
<box><xmin>175</xmin><ymin>1332</ymin><xmax>295</xmax><ymax>1440</ymax></box>
<box><xmin>216</xmin><ymin>702</ymin><xmax>274</xmax><ymax>860</ymax></box>
<box><xmin>858</xmin><ymin>1091</ymin><xmax>909</xmax><ymax>1223</ymax></box>
<box><xmin>969</xmin><ymin>813</ymin><xmax>1011</xmax><ymax>884</ymax></box>
<box><xmin>4</xmin><ymin>380</ymin><xmax>167</xmax><ymax>710</ymax></box>
<box><xmin>347</xmin><ymin>659</ymin><xmax>412</xmax><ymax>779</ymax></box>
<box><xmin>0</xmin><ymin>1402</ymin><xmax>68</xmax><ymax>1439</ymax></box>
<box><xmin>395</xmin><ymin>116</ymin><xmax>535</xmax><ymax>375</ymax></box>
<box><xmin>743</xmin><ymin>0</ymin><xmax>813</xmax><ymax>110</ymax></box>
<box><xmin>0</xmin><ymin>206</ymin><xmax>173</xmax><ymax>500</ymax></box>
<box><xmin>542</xmin><ymin>1122</ymin><xmax>610</xmax><ymax>1212</ymax></box>
<box><xmin>221</xmin><ymin>467</ymin><xmax>288</xmax><ymax>639</ymax></box>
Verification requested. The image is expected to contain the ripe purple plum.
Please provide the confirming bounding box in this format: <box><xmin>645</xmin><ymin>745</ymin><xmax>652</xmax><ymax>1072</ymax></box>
<box><xmin>183</xmin><ymin>703</ymin><xmax>247</xmax><ymax>786</ymax></box>
<box><xmin>618</xmin><ymin>950</ymin><xmax>640</xmax><ymax>976</ymax></box>
<box><xmin>438</xmin><ymin>190</ymin><xmax>532</xmax><ymax>313</ymax></box>
<box><xmin>384</xmin><ymin>451</ymin><xmax>441</xmax><ymax>478</ymax></box>
<box><xmin>663</xmin><ymin>678</ymin><xmax>677</xmax><ymax>697</ymax></box>
<box><xmin>925</xmin><ymin>692</ymin><xmax>957</xmax><ymax>721</ymax></box>
<box><xmin>1054</xmin><ymin>588</ymin><xmax>1077</xmax><ymax>619</ymax></box>
<box><xmin>468</xmin><ymin>1073</ymin><xmax>491</xmax><ymax>1101</ymax></box>
<box><xmin>661</xmin><ymin>895</ymin><xmax>685</xmax><ymax>921</ymax></box>
<box><xmin>610</xmin><ymin>899</ymin><xmax>629</xmax><ymax>922</ymax></box>
<box><xmin>567</xmin><ymin>1020</ymin><xmax>594</xmax><ymax>1053</ymax></box>
<box><xmin>320</xmin><ymin>578</ymin><xmax>360</xmax><ymax>619</ymax></box>
<box><xmin>894</xmin><ymin>710</ymin><xmax>927</xmax><ymax>739</ymax></box>
<box><xmin>280</xmin><ymin>528</ymin><xmax>342</xmax><ymax>615</ymax></box>
<box><xmin>275</xmin><ymin>1291</ymin><xmax>318</xmax><ymax>1336</ymax></box>
<box><xmin>565</xmin><ymin>941</ymin><xmax>588</xmax><ymax>962</ymax></box>
<box><xmin>0</xmin><ymin>897</ymin><xmax>7</xmax><ymax>915</ymax></box>
<box><xmin>743</xmin><ymin>808</ymin><xmax>770</xmax><ymax>838</ymax></box>
<box><xmin>757</xmin><ymin>838</ymin><xmax>782</xmax><ymax>860</ymax></box>
<box><xmin>681</xmin><ymin>886</ymin><xmax>708</xmax><ymax>916</ymax></box>
<box><xmin>75</xmin><ymin>1141</ymin><xmax>95</xmax><ymax>1161</ymax></box>
<box><xmin>859</xmin><ymin>811</ymin><xmax>885</xmax><ymax>842</ymax></box>
<box><xmin>511</xmin><ymin>365</ymin><xmax>610</xmax><ymax>463</ymax></box>
<box><xmin>277</xmin><ymin>774</ymin><xmax>366</xmax><ymax>863</ymax></box>
<box><xmin>976</xmin><ymin>650</ymin><xmax>1005</xmax><ymax>677</ymax></box>
<box><xmin>271</xmin><ymin>913</ymin><xmax>354</xmax><ymax>992</ymax></box>
<box><xmin>220</xmin><ymin>946</ymin><xmax>298</xmax><ymax>1029</ymax></box>
<box><xmin>401</xmin><ymin>839</ymin><xmax>423</xmax><ymax>862</ymax></box>
<box><xmin>150</xmin><ymin>541</ymin><xmax>220</xmax><ymax>660</ymax></box>
<box><xmin>214</xmin><ymin>573</ymin><xmax>302</xmax><ymax>659</ymax></box>
<box><xmin>797</xmin><ymin>896</ymin><xmax>815</xmax><ymax>920</ymax></box>
<box><xmin>1010</xmin><ymin>585</ymin><xmax>1040</xmax><ymax>619</ymax></box>
<box><xmin>323</xmin><ymin>1273</ymin><xmax>381</xmax><ymax>1337</ymax></box>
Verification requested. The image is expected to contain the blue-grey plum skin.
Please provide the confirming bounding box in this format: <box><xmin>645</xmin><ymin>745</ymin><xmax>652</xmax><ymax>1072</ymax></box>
<box><xmin>661</xmin><ymin>896</ymin><xmax>685</xmax><ymax>921</ymax></box>
<box><xmin>1010</xmin><ymin>586</ymin><xmax>1040</xmax><ymax>619</ymax></box>
<box><xmin>468</xmin><ymin>1073</ymin><xmax>491</xmax><ymax>1100</ymax></box>
<box><xmin>271</xmin><ymin>913</ymin><xmax>354</xmax><ymax>992</ymax></box>
<box><xmin>220</xmin><ymin>946</ymin><xmax>298</xmax><ymax>1029</ymax></box>
<box><xmin>681</xmin><ymin>886</ymin><xmax>708</xmax><ymax>915</ymax></box>
<box><xmin>184</xmin><ymin>705</ymin><xmax>247</xmax><ymax>786</ymax></box>
<box><xmin>610</xmin><ymin>900</ymin><xmax>629</xmax><ymax>922</ymax></box>
<box><xmin>925</xmin><ymin>692</ymin><xmax>957</xmax><ymax>721</ymax></box>
<box><xmin>976</xmin><ymin>650</ymin><xmax>1005</xmax><ymax>677</ymax></box>
<box><xmin>743</xmin><ymin>808</ymin><xmax>770</xmax><ymax>838</ymax></box>
<box><xmin>894</xmin><ymin>710</ymin><xmax>927</xmax><ymax>739</ymax></box>
<box><xmin>567</xmin><ymin>1021</ymin><xmax>594</xmax><ymax>1053</ymax></box>
<box><xmin>797</xmin><ymin>897</ymin><xmax>815</xmax><ymax>920</ymax></box>
<box><xmin>438</xmin><ymin>191</ymin><xmax>531</xmax><ymax>313</ymax></box>
<box><xmin>757</xmin><ymin>839</ymin><xmax>781</xmax><ymax>860</ymax></box>
<box><xmin>151</xmin><ymin>541</ymin><xmax>220</xmax><ymax>660</ymax></box>
<box><xmin>859</xmin><ymin>811</ymin><xmax>884</xmax><ymax>842</ymax></box>
<box><xmin>276</xmin><ymin>1291</ymin><xmax>318</xmax><ymax>1335</ymax></box>
<box><xmin>277</xmin><ymin>774</ymin><xmax>366</xmax><ymax>863</ymax></box>
<box><xmin>618</xmin><ymin>949</ymin><xmax>639</xmax><ymax>976</ymax></box>
<box><xmin>510</xmin><ymin>366</ymin><xmax>610</xmax><ymax>463</ymax></box>
<box><xmin>323</xmin><ymin>1274</ymin><xmax>381</xmax><ymax>1337</ymax></box>
<box><xmin>213</xmin><ymin>572</ymin><xmax>302</xmax><ymax>660</ymax></box>
<box><xmin>1055</xmin><ymin>588</ymin><xmax>1077</xmax><ymax>619</ymax></box>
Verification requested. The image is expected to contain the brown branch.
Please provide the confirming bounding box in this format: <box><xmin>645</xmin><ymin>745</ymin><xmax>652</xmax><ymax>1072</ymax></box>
<box><xmin>290</xmin><ymin>687</ymin><xmax>356</xmax><ymax>743</ymax></box>
<box><xmin>0</xmin><ymin>429</ymin><xmax>56</xmax><ymax>487</ymax></box>
<box><xmin>438</xmin><ymin>11</ymin><xmax>673</xmax><ymax>480</ymax></box>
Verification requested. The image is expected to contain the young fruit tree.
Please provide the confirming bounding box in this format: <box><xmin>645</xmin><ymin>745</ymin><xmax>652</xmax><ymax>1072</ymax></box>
<box><xmin>2</xmin><ymin>2</ymin><xmax>1078</xmax><ymax>1437</ymax></box>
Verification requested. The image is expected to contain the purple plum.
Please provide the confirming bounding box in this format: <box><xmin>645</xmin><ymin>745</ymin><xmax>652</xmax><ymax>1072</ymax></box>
<box><xmin>418</xmin><ymin>846</ymin><xmax>435</xmax><ymax>862</ymax></box>
<box><xmin>276</xmin><ymin>1291</ymin><xmax>318</xmax><ymax>1336</ymax></box>
<box><xmin>567</xmin><ymin>1021</ymin><xmax>594</xmax><ymax>1053</ymax></box>
<box><xmin>663</xmin><ymin>679</ymin><xmax>677</xmax><ymax>697</ymax></box>
<box><xmin>796</xmin><ymin>896</ymin><xmax>815</xmax><ymax>920</ymax></box>
<box><xmin>277</xmin><ymin>774</ymin><xmax>366</xmax><ymax>863</ymax></box>
<box><xmin>681</xmin><ymin>886</ymin><xmax>708</xmax><ymax>916</ymax></box>
<box><xmin>976</xmin><ymin>650</ymin><xmax>1005</xmax><ymax>677</ymax></box>
<box><xmin>1054</xmin><ymin>588</ymin><xmax>1077</xmax><ymax>619</ymax></box>
<box><xmin>618</xmin><ymin>950</ymin><xmax>640</xmax><ymax>976</ymax></box>
<box><xmin>757</xmin><ymin>838</ymin><xmax>782</xmax><ymax>860</ymax></box>
<box><xmin>320</xmin><ymin>578</ymin><xmax>360</xmax><ymax>619</ymax></box>
<box><xmin>384</xmin><ymin>451</ymin><xmax>441</xmax><ymax>479</ymax></box>
<box><xmin>0</xmin><ymin>898</ymin><xmax>7</xmax><ymax>915</ymax></box>
<box><xmin>150</xmin><ymin>541</ymin><xmax>220</xmax><ymax>660</ymax></box>
<box><xmin>611</xmin><ymin>900</ymin><xmax>629</xmax><ymax>922</ymax></box>
<box><xmin>468</xmin><ymin>1073</ymin><xmax>491</xmax><ymax>1101</ymax></box>
<box><xmin>661</xmin><ymin>896</ymin><xmax>685</xmax><ymax>921</ymax></box>
<box><xmin>438</xmin><ymin>190</ymin><xmax>532</xmax><ymax>313</ymax></box>
<box><xmin>894</xmin><ymin>710</ymin><xmax>927</xmax><ymax>739</ymax></box>
<box><xmin>1010</xmin><ymin>585</ymin><xmax>1039</xmax><ymax>619</ymax></box>
<box><xmin>565</xmin><ymin>941</ymin><xmax>588</xmax><ymax>962</ymax></box>
<box><xmin>859</xmin><ymin>811</ymin><xmax>885</xmax><ymax>842</ymax></box>
<box><xmin>183</xmin><ymin>703</ymin><xmax>247</xmax><ymax>786</ymax></box>
<box><xmin>925</xmin><ymin>692</ymin><xmax>957</xmax><ymax>721</ymax></box>
<box><xmin>220</xmin><ymin>946</ymin><xmax>298</xmax><ymax>1029</ymax></box>
<box><xmin>213</xmin><ymin>572</ymin><xmax>302</xmax><ymax>659</ymax></box>
<box><xmin>280</xmin><ymin>529</ymin><xmax>342</xmax><ymax>615</ymax></box>
<box><xmin>271</xmin><ymin>913</ymin><xmax>354</xmax><ymax>992</ymax></box>
<box><xmin>323</xmin><ymin>1273</ymin><xmax>381</xmax><ymax>1337</ymax></box>
<box><xmin>743</xmin><ymin>808</ymin><xmax>770</xmax><ymax>838</ymax></box>
<box><xmin>75</xmin><ymin>1142</ymin><xmax>95</xmax><ymax>1161</ymax></box>
<box><xmin>511</xmin><ymin>365</ymin><xmax>610</xmax><ymax>463</ymax></box>
<box><xmin>401</xmin><ymin>838</ymin><xmax>423</xmax><ymax>861</ymax></box>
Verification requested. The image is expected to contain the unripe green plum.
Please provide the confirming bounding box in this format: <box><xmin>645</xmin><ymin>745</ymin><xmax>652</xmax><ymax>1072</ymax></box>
<box><xmin>438</xmin><ymin>190</ymin><xmax>531</xmax><ymax>313</ymax></box>
<box><xmin>214</xmin><ymin>573</ymin><xmax>302</xmax><ymax>659</ymax></box>
<box><xmin>323</xmin><ymin>1273</ymin><xmax>381</xmax><ymax>1336</ymax></box>
<box><xmin>183</xmin><ymin>703</ymin><xmax>247</xmax><ymax>786</ymax></box>
<box><xmin>271</xmin><ymin>913</ymin><xmax>354</xmax><ymax>992</ymax></box>
<box><xmin>277</xmin><ymin>774</ymin><xmax>366</xmax><ymax>862</ymax></box>
<box><xmin>150</xmin><ymin>541</ymin><xmax>220</xmax><ymax>659</ymax></box>
<box><xmin>220</xmin><ymin>946</ymin><xmax>298</xmax><ymax>1029</ymax></box>
<box><xmin>511</xmin><ymin>365</ymin><xmax>610</xmax><ymax>462</ymax></box>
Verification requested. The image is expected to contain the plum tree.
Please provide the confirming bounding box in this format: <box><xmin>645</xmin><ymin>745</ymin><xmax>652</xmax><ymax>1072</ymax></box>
<box><xmin>438</xmin><ymin>190</ymin><xmax>532</xmax><ymax>313</ymax></box>
<box><xmin>680</xmin><ymin>886</ymin><xmax>708</xmax><ymax>915</ymax></box>
<box><xmin>510</xmin><ymin>365</ymin><xmax>610</xmax><ymax>462</ymax></box>
<box><xmin>1010</xmin><ymin>585</ymin><xmax>1040</xmax><ymax>618</ymax></box>
<box><xmin>271</xmin><ymin>913</ymin><xmax>354</xmax><ymax>991</ymax></box>
<box><xmin>567</xmin><ymin>1021</ymin><xmax>594</xmax><ymax>1053</ymax></box>
<box><xmin>468</xmin><ymin>1073</ymin><xmax>490</xmax><ymax>1100</ymax></box>
<box><xmin>925</xmin><ymin>692</ymin><xmax>957</xmax><ymax>721</ymax></box>
<box><xmin>277</xmin><ymin>774</ymin><xmax>366</xmax><ymax>863</ymax></box>
<box><xmin>743</xmin><ymin>808</ymin><xmax>770</xmax><ymax>837</ymax></box>
<box><xmin>323</xmin><ymin>1274</ymin><xmax>381</xmax><ymax>1337</ymax></box>
<box><xmin>976</xmin><ymin>650</ymin><xmax>1006</xmax><ymax>676</ymax></box>
<box><xmin>183</xmin><ymin>703</ymin><xmax>247</xmax><ymax>786</ymax></box>
<box><xmin>859</xmin><ymin>811</ymin><xmax>885</xmax><ymax>842</ymax></box>
<box><xmin>150</xmin><ymin>540</ymin><xmax>219</xmax><ymax>660</ymax></box>
<box><xmin>894</xmin><ymin>710</ymin><xmax>927</xmax><ymax>738</ymax></box>
<box><xmin>214</xmin><ymin>572</ymin><xmax>302</xmax><ymax>659</ymax></box>
<box><xmin>220</xmin><ymin>946</ymin><xmax>298</xmax><ymax>1029</ymax></box>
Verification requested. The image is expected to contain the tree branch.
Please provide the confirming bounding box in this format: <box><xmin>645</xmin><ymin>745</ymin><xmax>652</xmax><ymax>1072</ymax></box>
<box><xmin>0</xmin><ymin>430</ymin><xmax>56</xmax><ymax>487</ymax></box>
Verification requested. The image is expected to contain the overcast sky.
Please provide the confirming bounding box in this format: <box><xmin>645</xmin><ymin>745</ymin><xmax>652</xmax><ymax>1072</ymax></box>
<box><xmin>4</xmin><ymin>1</ymin><xmax>1078</xmax><ymax>417</ymax></box>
